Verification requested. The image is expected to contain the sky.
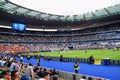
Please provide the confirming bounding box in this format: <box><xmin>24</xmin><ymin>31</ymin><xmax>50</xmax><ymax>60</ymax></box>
<box><xmin>9</xmin><ymin>0</ymin><xmax>120</xmax><ymax>15</ymax></box>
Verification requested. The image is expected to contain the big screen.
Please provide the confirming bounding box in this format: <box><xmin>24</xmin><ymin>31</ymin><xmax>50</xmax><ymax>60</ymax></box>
<box><xmin>12</xmin><ymin>23</ymin><xmax>26</xmax><ymax>31</ymax></box>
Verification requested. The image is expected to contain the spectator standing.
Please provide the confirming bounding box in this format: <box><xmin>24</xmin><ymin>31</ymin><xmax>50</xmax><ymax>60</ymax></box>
<box><xmin>24</xmin><ymin>63</ymin><xmax>34</xmax><ymax>79</ymax></box>
<box><xmin>74</xmin><ymin>61</ymin><xmax>80</xmax><ymax>73</ymax></box>
<box><xmin>89</xmin><ymin>55</ymin><xmax>94</xmax><ymax>64</ymax></box>
<box><xmin>37</xmin><ymin>57</ymin><xmax>40</xmax><ymax>66</ymax></box>
<box><xmin>20</xmin><ymin>56</ymin><xmax>23</xmax><ymax>62</ymax></box>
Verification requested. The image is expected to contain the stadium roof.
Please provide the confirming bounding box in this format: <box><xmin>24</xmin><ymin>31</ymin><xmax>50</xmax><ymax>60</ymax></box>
<box><xmin>9</xmin><ymin>0</ymin><xmax>120</xmax><ymax>16</ymax></box>
<box><xmin>0</xmin><ymin>0</ymin><xmax>120</xmax><ymax>31</ymax></box>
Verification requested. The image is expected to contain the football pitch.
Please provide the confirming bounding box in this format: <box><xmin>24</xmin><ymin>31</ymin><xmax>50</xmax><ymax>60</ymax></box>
<box><xmin>27</xmin><ymin>49</ymin><xmax>120</xmax><ymax>60</ymax></box>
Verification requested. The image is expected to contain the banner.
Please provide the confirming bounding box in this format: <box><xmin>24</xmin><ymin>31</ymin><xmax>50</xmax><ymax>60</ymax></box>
<box><xmin>94</xmin><ymin>59</ymin><xmax>101</xmax><ymax>65</ymax></box>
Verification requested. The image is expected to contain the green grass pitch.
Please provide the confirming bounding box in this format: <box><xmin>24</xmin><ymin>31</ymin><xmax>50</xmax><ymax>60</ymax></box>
<box><xmin>27</xmin><ymin>49</ymin><xmax>120</xmax><ymax>60</ymax></box>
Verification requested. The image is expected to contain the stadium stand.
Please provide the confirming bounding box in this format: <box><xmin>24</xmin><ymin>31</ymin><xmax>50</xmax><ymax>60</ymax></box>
<box><xmin>0</xmin><ymin>22</ymin><xmax>120</xmax><ymax>53</ymax></box>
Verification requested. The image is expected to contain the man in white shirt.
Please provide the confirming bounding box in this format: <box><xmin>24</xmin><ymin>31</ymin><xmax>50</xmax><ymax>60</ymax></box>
<box><xmin>24</xmin><ymin>63</ymin><xmax>34</xmax><ymax>79</ymax></box>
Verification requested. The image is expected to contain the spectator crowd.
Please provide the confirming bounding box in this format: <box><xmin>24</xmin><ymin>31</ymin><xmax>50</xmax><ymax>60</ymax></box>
<box><xmin>0</xmin><ymin>22</ymin><xmax>120</xmax><ymax>53</ymax></box>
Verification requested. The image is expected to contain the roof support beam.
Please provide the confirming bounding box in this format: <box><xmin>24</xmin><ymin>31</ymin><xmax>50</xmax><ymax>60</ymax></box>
<box><xmin>104</xmin><ymin>8</ymin><xmax>111</xmax><ymax>16</ymax></box>
<box><xmin>56</xmin><ymin>16</ymin><xmax>61</xmax><ymax>21</ymax></box>
<box><xmin>35</xmin><ymin>13</ymin><xmax>42</xmax><ymax>19</ymax></box>
<box><xmin>23</xmin><ymin>10</ymin><xmax>31</xmax><ymax>15</ymax></box>
<box><xmin>8</xmin><ymin>7</ymin><xmax>19</xmax><ymax>13</ymax></box>
<box><xmin>40</xmin><ymin>14</ymin><xmax>50</xmax><ymax>20</ymax></box>
<box><xmin>45</xmin><ymin>15</ymin><xmax>52</xmax><ymax>21</ymax></box>
<box><xmin>83</xmin><ymin>15</ymin><xmax>86</xmax><ymax>20</ymax></box>
<box><xmin>65</xmin><ymin>16</ymin><xmax>69</xmax><ymax>21</ymax></box>
<box><xmin>73</xmin><ymin>15</ymin><xmax>77</xmax><ymax>21</ymax></box>
<box><xmin>0</xmin><ymin>2</ymin><xmax>7</xmax><ymax>7</ymax></box>
<box><xmin>91</xmin><ymin>12</ymin><xmax>96</xmax><ymax>18</ymax></box>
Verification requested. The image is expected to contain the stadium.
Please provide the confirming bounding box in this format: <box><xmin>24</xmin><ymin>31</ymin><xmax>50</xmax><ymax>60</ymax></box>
<box><xmin>0</xmin><ymin>0</ymin><xmax>120</xmax><ymax>80</ymax></box>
